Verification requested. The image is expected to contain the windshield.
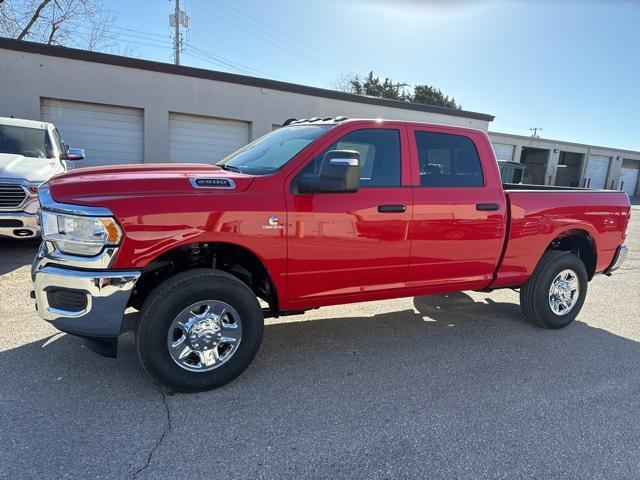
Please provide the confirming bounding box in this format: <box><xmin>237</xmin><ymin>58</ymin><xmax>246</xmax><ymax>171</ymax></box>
<box><xmin>0</xmin><ymin>125</ymin><xmax>53</xmax><ymax>159</ymax></box>
<box><xmin>218</xmin><ymin>125</ymin><xmax>331</xmax><ymax>175</ymax></box>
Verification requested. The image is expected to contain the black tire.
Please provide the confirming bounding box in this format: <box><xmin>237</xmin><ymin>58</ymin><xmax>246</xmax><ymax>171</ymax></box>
<box><xmin>136</xmin><ymin>269</ymin><xmax>264</xmax><ymax>392</ymax></box>
<box><xmin>520</xmin><ymin>250</ymin><xmax>588</xmax><ymax>329</ymax></box>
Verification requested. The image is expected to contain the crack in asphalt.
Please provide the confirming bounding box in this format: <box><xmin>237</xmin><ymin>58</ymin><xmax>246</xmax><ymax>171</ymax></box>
<box><xmin>132</xmin><ymin>389</ymin><xmax>172</xmax><ymax>479</ymax></box>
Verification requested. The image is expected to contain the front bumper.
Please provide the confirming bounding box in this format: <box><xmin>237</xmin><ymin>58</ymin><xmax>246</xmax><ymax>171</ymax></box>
<box><xmin>32</xmin><ymin>253</ymin><xmax>140</xmax><ymax>338</ymax></box>
<box><xmin>0</xmin><ymin>211</ymin><xmax>39</xmax><ymax>238</ymax></box>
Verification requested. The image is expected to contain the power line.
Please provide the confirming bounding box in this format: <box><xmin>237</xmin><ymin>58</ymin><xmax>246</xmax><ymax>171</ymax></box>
<box><xmin>116</xmin><ymin>3</ymin><xmax>353</xmax><ymax>77</ymax></box>
<box><xmin>494</xmin><ymin>117</ymin><xmax>531</xmax><ymax>129</ymax></box>
<box><xmin>117</xmin><ymin>29</ymin><xmax>276</xmax><ymax>78</ymax></box>
<box><xmin>189</xmin><ymin>0</ymin><xmax>345</xmax><ymax>74</ymax></box>
<box><xmin>117</xmin><ymin>31</ymin><xmax>172</xmax><ymax>45</ymax></box>
<box><xmin>119</xmin><ymin>39</ymin><xmax>173</xmax><ymax>50</ymax></box>
<box><xmin>493</xmin><ymin>117</ymin><xmax>539</xmax><ymax>134</ymax></box>
<box><xmin>185</xmin><ymin>47</ymin><xmax>262</xmax><ymax>76</ymax></box>
<box><xmin>111</xmin><ymin>25</ymin><xmax>174</xmax><ymax>62</ymax></box>
<box><xmin>193</xmin><ymin>0</ymin><xmax>317</xmax><ymax>60</ymax></box>
<box><xmin>212</xmin><ymin>0</ymin><xmax>327</xmax><ymax>57</ymax></box>
<box><xmin>186</xmin><ymin>44</ymin><xmax>276</xmax><ymax>78</ymax></box>
<box><xmin>208</xmin><ymin>0</ymin><xmax>367</xmax><ymax>73</ymax></box>
<box><xmin>76</xmin><ymin>22</ymin><xmax>275</xmax><ymax>78</ymax></box>
<box><xmin>114</xmin><ymin>26</ymin><xmax>171</xmax><ymax>40</ymax></box>
<box><xmin>494</xmin><ymin>118</ymin><xmax>547</xmax><ymax>137</ymax></box>
<box><xmin>72</xmin><ymin>24</ymin><xmax>174</xmax><ymax>50</ymax></box>
<box><xmin>183</xmin><ymin>50</ymin><xmax>244</xmax><ymax>74</ymax></box>
<box><xmin>118</xmin><ymin>5</ymin><xmax>361</xmax><ymax>74</ymax></box>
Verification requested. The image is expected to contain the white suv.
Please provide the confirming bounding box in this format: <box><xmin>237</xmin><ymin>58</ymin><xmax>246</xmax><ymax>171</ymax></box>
<box><xmin>0</xmin><ymin>116</ymin><xmax>84</xmax><ymax>239</ymax></box>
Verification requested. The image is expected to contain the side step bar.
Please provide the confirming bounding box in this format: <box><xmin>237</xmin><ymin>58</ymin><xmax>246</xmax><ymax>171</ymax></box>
<box><xmin>262</xmin><ymin>308</ymin><xmax>308</xmax><ymax>319</ymax></box>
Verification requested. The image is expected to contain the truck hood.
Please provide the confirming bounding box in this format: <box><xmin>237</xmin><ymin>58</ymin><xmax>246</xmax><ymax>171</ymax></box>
<box><xmin>47</xmin><ymin>163</ymin><xmax>256</xmax><ymax>206</ymax></box>
<box><xmin>0</xmin><ymin>153</ymin><xmax>61</xmax><ymax>183</ymax></box>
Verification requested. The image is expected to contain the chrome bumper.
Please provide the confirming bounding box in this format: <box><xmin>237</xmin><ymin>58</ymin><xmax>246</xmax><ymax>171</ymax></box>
<box><xmin>32</xmin><ymin>254</ymin><xmax>140</xmax><ymax>338</ymax></box>
<box><xmin>0</xmin><ymin>211</ymin><xmax>39</xmax><ymax>238</ymax></box>
<box><xmin>604</xmin><ymin>245</ymin><xmax>628</xmax><ymax>275</ymax></box>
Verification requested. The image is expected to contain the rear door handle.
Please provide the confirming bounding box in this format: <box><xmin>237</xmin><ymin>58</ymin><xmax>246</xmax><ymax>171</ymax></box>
<box><xmin>476</xmin><ymin>203</ymin><xmax>500</xmax><ymax>211</ymax></box>
<box><xmin>378</xmin><ymin>204</ymin><xmax>406</xmax><ymax>213</ymax></box>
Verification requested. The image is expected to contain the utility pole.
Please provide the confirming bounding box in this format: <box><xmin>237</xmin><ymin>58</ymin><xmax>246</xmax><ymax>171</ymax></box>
<box><xmin>173</xmin><ymin>0</ymin><xmax>180</xmax><ymax>65</ymax></box>
<box><xmin>530</xmin><ymin>127</ymin><xmax>543</xmax><ymax>138</ymax></box>
<box><xmin>169</xmin><ymin>0</ymin><xmax>189</xmax><ymax>65</ymax></box>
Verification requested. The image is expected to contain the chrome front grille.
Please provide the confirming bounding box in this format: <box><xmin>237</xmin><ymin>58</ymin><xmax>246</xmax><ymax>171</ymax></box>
<box><xmin>0</xmin><ymin>184</ymin><xmax>27</xmax><ymax>209</ymax></box>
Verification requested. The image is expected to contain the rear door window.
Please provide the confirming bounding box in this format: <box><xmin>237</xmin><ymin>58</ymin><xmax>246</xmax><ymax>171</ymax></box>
<box><xmin>415</xmin><ymin>131</ymin><xmax>484</xmax><ymax>187</ymax></box>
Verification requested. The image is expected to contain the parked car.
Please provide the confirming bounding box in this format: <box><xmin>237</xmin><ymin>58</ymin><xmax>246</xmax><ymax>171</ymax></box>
<box><xmin>0</xmin><ymin>116</ymin><xmax>84</xmax><ymax>239</ymax></box>
<box><xmin>31</xmin><ymin>118</ymin><xmax>630</xmax><ymax>392</ymax></box>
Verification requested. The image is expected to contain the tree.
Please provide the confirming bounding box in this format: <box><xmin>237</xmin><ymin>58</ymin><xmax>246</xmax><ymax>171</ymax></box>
<box><xmin>0</xmin><ymin>0</ymin><xmax>116</xmax><ymax>51</ymax></box>
<box><xmin>337</xmin><ymin>71</ymin><xmax>461</xmax><ymax>110</ymax></box>
<box><xmin>412</xmin><ymin>84</ymin><xmax>460</xmax><ymax>109</ymax></box>
<box><xmin>338</xmin><ymin>71</ymin><xmax>410</xmax><ymax>101</ymax></box>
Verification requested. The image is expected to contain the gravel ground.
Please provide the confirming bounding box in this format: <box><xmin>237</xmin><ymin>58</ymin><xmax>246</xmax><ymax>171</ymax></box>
<box><xmin>0</xmin><ymin>206</ymin><xmax>638</xmax><ymax>479</ymax></box>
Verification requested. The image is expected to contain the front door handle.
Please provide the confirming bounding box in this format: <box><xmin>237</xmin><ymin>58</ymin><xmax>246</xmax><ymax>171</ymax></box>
<box><xmin>476</xmin><ymin>203</ymin><xmax>500</xmax><ymax>211</ymax></box>
<box><xmin>378</xmin><ymin>204</ymin><xmax>406</xmax><ymax>213</ymax></box>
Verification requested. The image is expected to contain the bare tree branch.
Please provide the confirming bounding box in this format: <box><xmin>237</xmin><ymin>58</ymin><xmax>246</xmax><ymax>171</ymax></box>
<box><xmin>46</xmin><ymin>21</ymin><xmax>58</xmax><ymax>44</ymax></box>
<box><xmin>16</xmin><ymin>0</ymin><xmax>52</xmax><ymax>40</ymax></box>
<box><xmin>3</xmin><ymin>0</ymin><xmax>117</xmax><ymax>51</ymax></box>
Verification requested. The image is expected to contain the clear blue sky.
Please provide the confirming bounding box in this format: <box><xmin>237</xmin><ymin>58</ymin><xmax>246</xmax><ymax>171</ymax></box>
<box><xmin>108</xmin><ymin>0</ymin><xmax>640</xmax><ymax>151</ymax></box>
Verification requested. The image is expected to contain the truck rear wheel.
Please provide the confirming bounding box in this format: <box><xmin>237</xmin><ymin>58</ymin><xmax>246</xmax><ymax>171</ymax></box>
<box><xmin>520</xmin><ymin>250</ymin><xmax>588</xmax><ymax>329</ymax></box>
<box><xmin>136</xmin><ymin>269</ymin><xmax>264</xmax><ymax>392</ymax></box>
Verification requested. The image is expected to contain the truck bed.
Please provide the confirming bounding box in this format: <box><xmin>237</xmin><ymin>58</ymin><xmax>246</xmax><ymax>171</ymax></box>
<box><xmin>491</xmin><ymin>186</ymin><xmax>631</xmax><ymax>288</ymax></box>
<box><xmin>504</xmin><ymin>183</ymin><xmax>598</xmax><ymax>192</ymax></box>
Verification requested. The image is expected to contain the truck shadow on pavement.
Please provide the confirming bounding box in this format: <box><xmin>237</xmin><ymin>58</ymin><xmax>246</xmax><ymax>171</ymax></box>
<box><xmin>2</xmin><ymin>291</ymin><xmax>640</xmax><ymax>478</ymax></box>
<box><xmin>0</xmin><ymin>238</ymin><xmax>39</xmax><ymax>276</ymax></box>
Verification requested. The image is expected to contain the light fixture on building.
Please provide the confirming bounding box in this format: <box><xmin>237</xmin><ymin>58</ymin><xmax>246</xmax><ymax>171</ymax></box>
<box><xmin>553</xmin><ymin>149</ymin><xmax>560</xmax><ymax>153</ymax></box>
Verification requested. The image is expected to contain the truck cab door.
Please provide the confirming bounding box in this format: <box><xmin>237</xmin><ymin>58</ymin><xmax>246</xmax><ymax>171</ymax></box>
<box><xmin>407</xmin><ymin>127</ymin><xmax>507</xmax><ymax>292</ymax></box>
<box><xmin>285</xmin><ymin>125</ymin><xmax>412</xmax><ymax>306</ymax></box>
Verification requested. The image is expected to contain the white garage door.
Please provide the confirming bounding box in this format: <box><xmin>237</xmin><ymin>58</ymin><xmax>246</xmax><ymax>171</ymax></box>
<box><xmin>169</xmin><ymin>113</ymin><xmax>250</xmax><ymax>164</ymax></box>
<box><xmin>584</xmin><ymin>155</ymin><xmax>610</xmax><ymax>189</ymax></box>
<box><xmin>619</xmin><ymin>164</ymin><xmax>639</xmax><ymax>197</ymax></box>
<box><xmin>492</xmin><ymin>143</ymin><xmax>515</xmax><ymax>161</ymax></box>
<box><xmin>41</xmin><ymin>98</ymin><xmax>144</xmax><ymax>167</ymax></box>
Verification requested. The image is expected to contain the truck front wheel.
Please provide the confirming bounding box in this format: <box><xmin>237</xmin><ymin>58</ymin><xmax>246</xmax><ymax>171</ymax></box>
<box><xmin>520</xmin><ymin>250</ymin><xmax>588</xmax><ymax>329</ymax></box>
<box><xmin>136</xmin><ymin>269</ymin><xmax>264</xmax><ymax>392</ymax></box>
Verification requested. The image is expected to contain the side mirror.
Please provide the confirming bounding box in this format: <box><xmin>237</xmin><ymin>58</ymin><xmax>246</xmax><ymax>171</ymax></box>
<box><xmin>297</xmin><ymin>150</ymin><xmax>361</xmax><ymax>194</ymax></box>
<box><xmin>60</xmin><ymin>148</ymin><xmax>85</xmax><ymax>161</ymax></box>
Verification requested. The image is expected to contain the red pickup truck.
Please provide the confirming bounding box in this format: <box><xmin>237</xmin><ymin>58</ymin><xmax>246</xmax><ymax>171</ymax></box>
<box><xmin>32</xmin><ymin>118</ymin><xmax>630</xmax><ymax>391</ymax></box>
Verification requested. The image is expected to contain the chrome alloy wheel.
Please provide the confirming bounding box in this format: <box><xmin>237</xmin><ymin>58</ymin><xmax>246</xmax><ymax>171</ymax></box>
<box><xmin>167</xmin><ymin>300</ymin><xmax>243</xmax><ymax>372</ymax></box>
<box><xmin>548</xmin><ymin>269</ymin><xmax>580</xmax><ymax>316</ymax></box>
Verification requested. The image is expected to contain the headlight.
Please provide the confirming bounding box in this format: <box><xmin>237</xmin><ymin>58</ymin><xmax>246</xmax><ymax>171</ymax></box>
<box><xmin>40</xmin><ymin>211</ymin><xmax>123</xmax><ymax>256</ymax></box>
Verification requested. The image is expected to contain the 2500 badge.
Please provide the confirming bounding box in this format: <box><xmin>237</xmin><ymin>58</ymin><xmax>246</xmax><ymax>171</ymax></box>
<box><xmin>191</xmin><ymin>178</ymin><xmax>236</xmax><ymax>189</ymax></box>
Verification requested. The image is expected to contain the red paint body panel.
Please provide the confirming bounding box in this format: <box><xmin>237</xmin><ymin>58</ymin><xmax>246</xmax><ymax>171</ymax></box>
<box><xmin>405</xmin><ymin>125</ymin><xmax>508</xmax><ymax>293</ymax></box>
<box><xmin>46</xmin><ymin>119</ymin><xmax>631</xmax><ymax>312</ymax></box>
<box><xmin>490</xmin><ymin>190</ymin><xmax>630</xmax><ymax>288</ymax></box>
<box><xmin>283</xmin><ymin>122</ymin><xmax>413</xmax><ymax>307</ymax></box>
<box><xmin>49</xmin><ymin>164</ymin><xmax>288</xmax><ymax>300</ymax></box>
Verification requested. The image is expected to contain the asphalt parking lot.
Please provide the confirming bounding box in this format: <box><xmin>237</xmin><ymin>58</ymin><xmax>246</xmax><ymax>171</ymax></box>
<box><xmin>1</xmin><ymin>205</ymin><xmax>638</xmax><ymax>479</ymax></box>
